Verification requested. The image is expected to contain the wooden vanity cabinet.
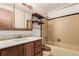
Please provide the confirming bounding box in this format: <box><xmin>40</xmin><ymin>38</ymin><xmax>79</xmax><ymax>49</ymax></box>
<box><xmin>0</xmin><ymin>39</ymin><xmax>42</xmax><ymax>56</ymax></box>
<box><xmin>0</xmin><ymin>45</ymin><xmax>22</xmax><ymax>56</ymax></box>
<box><xmin>23</xmin><ymin>42</ymin><xmax>34</xmax><ymax>56</ymax></box>
<box><xmin>34</xmin><ymin>39</ymin><xmax>43</xmax><ymax>56</ymax></box>
<box><xmin>23</xmin><ymin>39</ymin><xmax>42</xmax><ymax>56</ymax></box>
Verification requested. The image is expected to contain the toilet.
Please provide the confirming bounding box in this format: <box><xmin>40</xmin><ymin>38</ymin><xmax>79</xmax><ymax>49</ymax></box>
<box><xmin>42</xmin><ymin>45</ymin><xmax>51</xmax><ymax>56</ymax></box>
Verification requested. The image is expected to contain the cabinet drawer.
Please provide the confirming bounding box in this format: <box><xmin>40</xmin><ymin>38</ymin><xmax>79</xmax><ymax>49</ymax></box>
<box><xmin>34</xmin><ymin>39</ymin><xmax>42</xmax><ymax>48</ymax></box>
<box><xmin>35</xmin><ymin>46</ymin><xmax>42</xmax><ymax>54</ymax></box>
<box><xmin>23</xmin><ymin>42</ymin><xmax>34</xmax><ymax>56</ymax></box>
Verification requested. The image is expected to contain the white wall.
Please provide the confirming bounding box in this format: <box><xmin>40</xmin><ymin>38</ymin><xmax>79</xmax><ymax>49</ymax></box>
<box><xmin>48</xmin><ymin>4</ymin><xmax>79</xmax><ymax>19</ymax></box>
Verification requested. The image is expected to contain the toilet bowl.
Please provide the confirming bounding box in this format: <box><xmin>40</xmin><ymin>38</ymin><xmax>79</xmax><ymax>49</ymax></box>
<box><xmin>42</xmin><ymin>45</ymin><xmax>51</xmax><ymax>56</ymax></box>
<box><xmin>43</xmin><ymin>51</ymin><xmax>51</xmax><ymax>56</ymax></box>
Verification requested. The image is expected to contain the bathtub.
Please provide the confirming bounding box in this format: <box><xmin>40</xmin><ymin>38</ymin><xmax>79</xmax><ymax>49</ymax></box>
<box><xmin>45</xmin><ymin>44</ymin><xmax>79</xmax><ymax>56</ymax></box>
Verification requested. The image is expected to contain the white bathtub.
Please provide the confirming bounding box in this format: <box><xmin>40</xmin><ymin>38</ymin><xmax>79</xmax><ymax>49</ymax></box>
<box><xmin>45</xmin><ymin>44</ymin><xmax>79</xmax><ymax>56</ymax></box>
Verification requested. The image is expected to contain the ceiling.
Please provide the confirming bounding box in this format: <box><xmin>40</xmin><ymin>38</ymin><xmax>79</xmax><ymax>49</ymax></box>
<box><xmin>31</xmin><ymin>3</ymin><xmax>74</xmax><ymax>17</ymax></box>
<box><xmin>5</xmin><ymin>3</ymin><xmax>75</xmax><ymax>18</ymax></box>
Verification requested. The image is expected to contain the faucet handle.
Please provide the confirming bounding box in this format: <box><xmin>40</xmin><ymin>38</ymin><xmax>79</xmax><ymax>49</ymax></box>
<box><xmin>17</xmin><ymin>35</ymin><xmax>22</xmax><ymax>38</ymax></box>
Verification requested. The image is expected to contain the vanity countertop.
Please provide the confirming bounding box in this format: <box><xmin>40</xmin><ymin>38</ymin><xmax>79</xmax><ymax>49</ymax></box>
<box><xmin>0</xmin><ymin>37</ymin><xmax>42</xmax><ymax>49</ymax></box>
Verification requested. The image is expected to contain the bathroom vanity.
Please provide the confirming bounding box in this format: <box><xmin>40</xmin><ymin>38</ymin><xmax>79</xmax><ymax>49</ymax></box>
<box><xmin>0</xmin><ymin>37</ymin><xmax>42</xmax><ymax>56</ymax></box>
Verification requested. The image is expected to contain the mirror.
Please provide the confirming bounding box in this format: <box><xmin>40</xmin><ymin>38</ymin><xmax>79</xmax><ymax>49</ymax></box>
<box><xmin>0</xmin><ymin>3</ymin><xmax>33</xmax><ymax>30</ymax></box>
<box><xmin>14</xmin><ymin>3</ymin><xmax>33</xmax><ymax>30</ymax></box>
<box><xmin>0</xmin><ymin>3</ymin><xmax>14</xmax><ymax>30</ymax></box>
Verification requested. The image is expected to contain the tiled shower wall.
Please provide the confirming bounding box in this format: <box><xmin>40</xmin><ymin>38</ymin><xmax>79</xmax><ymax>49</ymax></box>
<box><xmin>32</xmin><ymin>16</ymin><xmax>41</xmax><ymax>37</ymax></box>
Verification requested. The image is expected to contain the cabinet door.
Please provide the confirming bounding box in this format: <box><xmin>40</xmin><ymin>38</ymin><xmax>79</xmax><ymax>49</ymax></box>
<box><xmin>1</xmin><ymin>45</ymin><xmax>22</xmax><ymax>56</ymax></box>
<box><xmin>23</xmin><ymin>42</ymin><xmax>34</xmax><ymax>56</ymax></box>
<box><xmin>34</xmin><ymin>40</ymin><xmax>43</xmax><ymax>56</ymax></box>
